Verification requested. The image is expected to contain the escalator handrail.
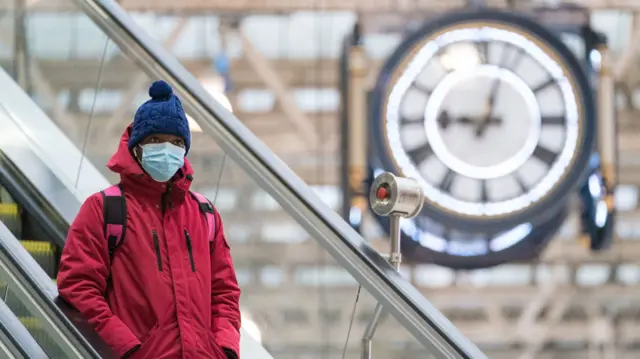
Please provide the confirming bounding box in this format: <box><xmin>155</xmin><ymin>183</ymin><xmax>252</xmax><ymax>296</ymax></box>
<box><xmin>0</xmin><ymin>222</ymin><xmax>116</xmax><ymax>359</ymax></box>
<box><xmin>72</xmin><ymin>1</ymin><xmax>487</xmax><ymax>358</ymax></box>
<box><xmin>0</xmin><ymin>298</ymin><xmax>49</xmax><ymax>359</ymax></box>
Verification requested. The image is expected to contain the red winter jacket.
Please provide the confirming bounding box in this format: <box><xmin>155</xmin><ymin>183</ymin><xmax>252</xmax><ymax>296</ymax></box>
<box><xmin>57</xmin><ymin>126</ymin><xmax>241</xmax><ymax>359</ymax></box>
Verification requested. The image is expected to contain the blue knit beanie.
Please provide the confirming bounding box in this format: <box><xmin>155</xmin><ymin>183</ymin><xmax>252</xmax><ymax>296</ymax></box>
<box><xmin>128</xmin><ymin>80</ymin><xmax>191</xmax><ymax>154</ymax></box>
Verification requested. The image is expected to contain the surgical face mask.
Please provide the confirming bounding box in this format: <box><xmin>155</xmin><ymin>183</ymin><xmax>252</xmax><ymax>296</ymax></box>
<box><xmin>139</xmin><ymin>143</ymin><xmax>185</xmax><ymax>182</ymax></box>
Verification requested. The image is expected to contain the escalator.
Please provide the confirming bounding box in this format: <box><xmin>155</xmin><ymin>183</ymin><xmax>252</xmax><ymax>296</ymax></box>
<box><xmin>0</xmin><ymin>259</ymin><xmax>50</xmax><ymax>359</ymax></box>
<box><xmin>0</xmin><ymin>0</ymin><xmax>488</xmax><ymax>358</ymax></box>
<box><xmin>0</xmin><ymin>182</ymin><xmax>61</xmax><ymax>354</ymax></box>
<box><xmin>0</xmin><ymin>218</ymin><xmax>111</xmax><ymax>358</ymax></box>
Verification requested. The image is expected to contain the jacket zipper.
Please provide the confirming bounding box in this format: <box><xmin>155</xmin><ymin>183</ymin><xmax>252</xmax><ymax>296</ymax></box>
<box><xmin>152</xmin><ymin>230</ymin><xmax>163</xmax><ymax>271</ymax></box>
<box><xmin>184</xmin><ymin>230</ymin><xmax>196</xmax><ymax>272</ymax></box>
<box><xmin>161</xmin><ymin>184</ymin><xmax>172</xmax><ymax>213</ymax></box>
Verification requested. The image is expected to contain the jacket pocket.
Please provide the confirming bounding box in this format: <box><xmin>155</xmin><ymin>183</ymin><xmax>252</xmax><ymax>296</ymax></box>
<box><xmin>184</xmin><ymin>229</ymin><xmax>196</xmax><ymax>272</ymax></box>
<box><xmin>130</xmin><ymin>324</ymin><xmax>163</xmax><ymax>359</ymax></box>
<box><xmin>152</xmin><ymin>230</ymin><xmax>162</xmax><ymax>271</ymax></box>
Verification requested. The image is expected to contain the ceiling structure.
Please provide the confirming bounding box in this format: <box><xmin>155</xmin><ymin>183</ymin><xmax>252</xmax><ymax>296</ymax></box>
<box><xmin>1</xmin><ymin>0</ymin><xmax>640</xmax><ymax>12</ymax></box>
<box><xmin>3</xmin><ymin>0</ymin><xmax>640</xmax><ymax>358</ymax></box>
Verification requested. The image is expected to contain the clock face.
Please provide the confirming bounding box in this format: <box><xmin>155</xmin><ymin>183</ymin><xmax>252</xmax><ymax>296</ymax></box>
<box><xmin>371</xmin><ymin>10</ymin><xmax>595</xmax><ymax>232</ymax></box>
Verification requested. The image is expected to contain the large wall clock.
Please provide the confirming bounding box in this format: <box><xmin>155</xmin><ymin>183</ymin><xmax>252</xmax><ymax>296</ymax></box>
<box><xmin>369</xmin><ymin>9</ymin><xmax>596</xmax><ymax>233</ymax></box>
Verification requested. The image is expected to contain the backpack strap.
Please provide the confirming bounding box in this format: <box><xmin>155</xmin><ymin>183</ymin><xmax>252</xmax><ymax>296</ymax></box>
<box><xmin>100</xmin><ymin>184</ymin><xmax>127</xmax><ymax>263</ymax></box>
<box><xmin>189</xmin><ymin>191</ymin><xmax>215</xmax><ymax>245</ymax></box>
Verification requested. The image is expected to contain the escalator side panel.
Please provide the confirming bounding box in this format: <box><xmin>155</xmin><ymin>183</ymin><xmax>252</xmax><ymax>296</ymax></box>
<box><xmin>0</xmin><ymin>331</ymin><xmax>24</xmax><ymax>359</ymax></box>
<box><xmin>0</xmin><ymin>299</ymin><xmax>49</xmax><ymax>359</ymax></box>
<box><xmin>0</xmin><ymin>66</ymin><xmax>109</xmax><ymax>224</ymax></box>
<box><xmin>240</xmin><ymin>330</ymin><xmax>273</xmax><ymax>359</ymax></box>
<box><xmin>0</xmin><ymin>221</ymin><xmax>113</xmax><ymax>358</ymax></box>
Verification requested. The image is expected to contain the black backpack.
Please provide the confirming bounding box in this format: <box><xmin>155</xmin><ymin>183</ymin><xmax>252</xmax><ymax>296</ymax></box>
<box><xmin>99</xmin><ymin>184</ymin><xmax>216</xmax><ymax>265</ymax></box>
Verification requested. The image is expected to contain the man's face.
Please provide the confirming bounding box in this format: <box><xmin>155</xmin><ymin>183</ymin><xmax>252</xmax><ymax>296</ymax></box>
<box><xmin>134</xmin><ymin>133</ymin><xmax>185</xmax><ymax>161</ymax></box>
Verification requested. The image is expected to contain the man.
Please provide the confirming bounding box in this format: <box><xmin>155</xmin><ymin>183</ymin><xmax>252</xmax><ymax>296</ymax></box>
<box><xmin>57</xmin><ymin>80</ymin><xmax>241</xmax><ymax>359</ymax></box>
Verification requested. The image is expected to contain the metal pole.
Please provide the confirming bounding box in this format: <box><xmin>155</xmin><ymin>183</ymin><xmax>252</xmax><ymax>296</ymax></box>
<box><xmin>361</xmin><ymin>303</ymin><xmax>384</xmax><ymax>359</ymax></box>
<box><xmin>13</xmin><ymin>0</ymin><xmax>31</xmax><ymax>94</ymax></box>
<box><xmin>388</xmin><ymin>215</ymin><xmax>402</xmax><ymax>270</ymax></box>
<box><xmin>347</xmin><ymin>21</ymin><xmax>369</xmax><ymax>232</ymax></box>
<box><xmin>597</xmin><ymin>44</ymin><xmax>617</xmax><ymax>212</ymax></box>
<box><xmin>361</xmin><ymin>214</ymin><xmax>403</xmax><ymax>359</ymax></box>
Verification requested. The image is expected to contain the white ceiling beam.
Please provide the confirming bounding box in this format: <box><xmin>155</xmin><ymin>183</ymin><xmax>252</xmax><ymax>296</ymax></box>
<box><xmin>514</xmin><ymin>271</ymin><xmax>560</xmax><ymax>338</ymax></box>
<box><xmin>3</xmin><ymin>0</ymin><xmax>640</xmax><ymax>12</ymax></box>
<box><xmin>243</xmin><ymin>283</ymin><xmax>640</xmax><ymax>312</ymax></box>
<box><xmin>228</xmin><ymin>238</ymin><xmax>640</xmax><ymax>268</ymax></box>
<box><xmin>243</xmin><ymin>299</ymin><xmax>640</xmax><ymax>347</ymax></box>
<box><xmin>0</xmin><ymin>18</ymin><xmax>87</xmax><ymax>140</ymax></box>
<box><xmin>104</xmin><ymin>17</ymin><xmax>189</xmax><ymax>133</ymax></box>
<box><xmin>19</xmin><ymin>58</ymin><xmax>342</xmax><ymax>90</ymax></box>
<box><xmin>516</xmin><ymin>294</ymin><xmax>572</xmax><ymax>359</ymax></box>
<box><xmin>320</xmin><ymin>348</ymin><xmax>639</xmax><ymax>359</ymax></box>
<box><xmin>613</xmin><ymin>12</ymin><xmax>640</xmax><ymax>81</ymax></box>
<box><xmin>235</xmin><ymin>28</ymin><xmax>319</xmax><ymax>147</ymax></box>
<box><xmin>0</xmin><ymin>0</ymin><xmax>493</xmax><ymax>12</ymax></box>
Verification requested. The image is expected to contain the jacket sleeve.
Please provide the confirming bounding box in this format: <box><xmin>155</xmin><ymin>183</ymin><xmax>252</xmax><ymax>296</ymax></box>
<box><xmin>211</xmin><ymin>211</ymin><xmax>242</xmax><ymax>356</ymax></box>
<box><xmin>57</xmin><ymin>194</ymin><xmax>141</xmax><ymax>358</ymax></box>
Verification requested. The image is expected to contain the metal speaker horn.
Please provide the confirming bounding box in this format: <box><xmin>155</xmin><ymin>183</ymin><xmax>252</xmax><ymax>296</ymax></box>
<box><xmin>369</xmin><ymin>172</ymin><xmax>424</xmax><ymax>219</ymax></box>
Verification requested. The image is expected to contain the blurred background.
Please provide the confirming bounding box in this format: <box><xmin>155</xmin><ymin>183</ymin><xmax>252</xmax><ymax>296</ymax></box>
<box><xmin>0</xmin><ymin>0</ymin><xmax>639</xmax><ymax>359</ymax></box>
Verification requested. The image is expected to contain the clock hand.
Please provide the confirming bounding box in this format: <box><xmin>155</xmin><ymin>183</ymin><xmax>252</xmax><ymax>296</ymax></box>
<box><xmin>439</xmin><ymin>111</ymin><xmax>486</xmax><ymax>129</ymax></box>
<box><xmin>475</xmin><ymin>77</ymin><xmax>502</xmax><ymax>138</ymax></box>
<box><xmin>437</xmin><ymin>110</ymin><xmax>452</xmax><ymax>129</ymax></box>
<box><xmin>476</xmin><ymin>45</ymin><xmax>518</xmax><ymax>138</ymax></box>
<box><xmin>437</xmin><ymin>111</ymin><xmax>501</xmax><ymax>130</ymax></box>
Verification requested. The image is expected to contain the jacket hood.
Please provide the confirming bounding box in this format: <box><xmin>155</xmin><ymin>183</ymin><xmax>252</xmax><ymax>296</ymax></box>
<box><xmin>107</xmin><ymin>124</ymin><xmax>194</xmax><ymax>199</ymax></box>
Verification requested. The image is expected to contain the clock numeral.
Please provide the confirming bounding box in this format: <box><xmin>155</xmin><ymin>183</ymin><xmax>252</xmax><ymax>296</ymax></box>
<box><xmin>407</xmin><ymin>143</ymin><xmax>434</xmax><ymax>165</ymax></box>
<box><xmin>541</xmin><ymin>115</ymin><xmax>565</xmax><ymax>126</ymax></box>
<box><xmin>513</xmin><ymin>173</ymin><xmax>529</xmax><ymax>194</ymax></box>
<box><xmin>532</xmin><ymin>144</ymin><xmax>558</xmax><ymax>166</ymax></box>
<box><xmin>532</xmin><ymin>77</ymin><xmax>556</xmax><ymax>94</ymax></box>
<box><xmin>506</xmin><ymin>48</ymin><xmax>525</xmax><ymax>71</ymax></box>
<box><xmin>439</xmin><ymin>169</ymin><xmax>456</xmax><ymax>192</ymax></box>
<box><xmin>475</xmin><ymin>41</ymin><xmax>489</xmax><ymax>64</ymax></box>
<box><xmin>442</xmin><ymin>228</ymin><xmax>451</xmax><ymax>241</ymax></box>
<box><xmin>412</xmin><ymin>82</ymin><xmax>432</xmax><ymax>95</ymax></box>
<box><xmin>401</xmin><ymin>115</ymin><xmax>423</xmax><ymax>125</ymax></box>
<box><xmin>498</xmin><ymin>44</ymin><xmax>525</xmax><ymax>72</ymax></box>
<box><xmin>480</xmin><ymin>180</ymin><xmax>489</xmax><ymax>203</ymax></box>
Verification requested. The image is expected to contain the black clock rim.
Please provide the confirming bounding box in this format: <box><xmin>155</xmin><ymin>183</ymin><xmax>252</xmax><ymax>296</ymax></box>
<box><xmin>369</xmin><ymin>9</ymin><xmax>596</xmax><ymax>233</ymax></box>
<box><xmin>371</xmin><ymin>202</ymin><xmax>568</xmax><ymax>269</ymax></box>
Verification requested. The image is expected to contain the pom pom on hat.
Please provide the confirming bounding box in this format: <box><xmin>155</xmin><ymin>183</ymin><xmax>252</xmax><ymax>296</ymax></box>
<box><xmin>148</xmin><ymin>80</ymin><xmax>173</xmax><ymax>100</ymax></box>
<box><xmin>128</xmin><ymin>80</ymin><xmax>191</xmax><ymax>154</ymax></box>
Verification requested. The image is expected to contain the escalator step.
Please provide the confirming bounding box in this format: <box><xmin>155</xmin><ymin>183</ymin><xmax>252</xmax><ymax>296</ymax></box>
<box><xmin>19</xmin><ymin>240</ymin><xmax>55</xmax><ymax>256</ymax></box>
<box><xmin>19</xmin><ymin>240</ymin><xmax>56</xmax><ymax>277</ymax></box>
<box><xmin>4</xmin><ymin>286</ymin><xmax>32</xmax><ymax>318</ymax></box>
<box><xmin>0</xmin><ymin>203</ymin><xmax>21</xmax><ymax>238</ymax></box>
<box><xmin>18</xmin><ymin>316</ymin><xmax>39</xmax><ymax>330</ymax></box>
<box><xmin>0</xmin><ymin>203</ymin><xmax>18</xmax><ymax>215</ymax></box>
<box><xmin>0</xmin><ymin>278</ymin><xmax>57</xmax><ymax>319</ymax></box>
<box><xmin>18</xmin><ymin>316</ymin><xmax>65</xmax><ymax>358</ymax></box>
